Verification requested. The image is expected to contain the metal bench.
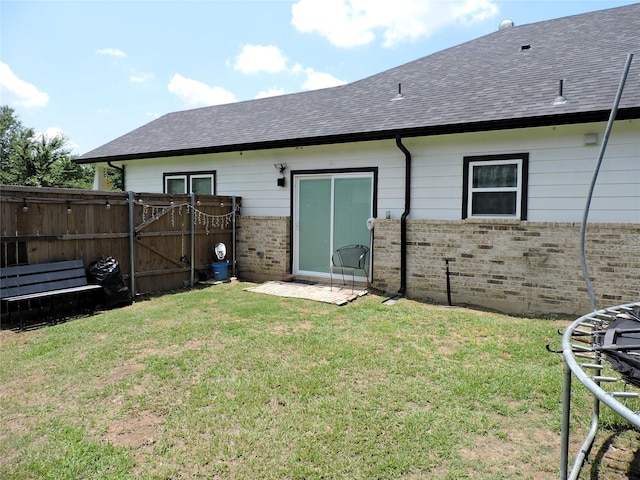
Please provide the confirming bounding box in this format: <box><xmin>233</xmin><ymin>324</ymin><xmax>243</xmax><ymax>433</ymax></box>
<box><xmin>1</xmin><ymin>260</ymin><xmax>102</xmax><ymax>330</ymax></box>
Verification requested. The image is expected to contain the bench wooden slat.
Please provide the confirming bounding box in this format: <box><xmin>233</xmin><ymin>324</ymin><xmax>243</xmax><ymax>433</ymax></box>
<box><xmin>1</xmin><ymin>268</ymin><xmax>87</xmax><ymax>290</ymax></box>
<box><xmin>1</xmin><ymin>268</ymin><xmax>87</xmax><ymax>285</ymax></box>
<box><xmin>1</xmin><ymin>260</ymin><xmax>83</xmax><ymax>278</ymax></box>
<box><xmin>4</xmin><ymin>284</ymin><xmax>102</xmax><ymax>303</ymax></box>
<box><xmin>1</xmin><ymin>276</ymin><xmax>90</xmax><ymax>298</ymax></box>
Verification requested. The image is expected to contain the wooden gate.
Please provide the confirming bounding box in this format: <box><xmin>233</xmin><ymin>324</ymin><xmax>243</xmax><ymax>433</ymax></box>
<box><xmin>0</xmin><ymin>186</ymin><xmax>241</xmax><ymax>296</ymax></box>
<box><xmin>131</xmin><ymin>193</ymin><xmax>238</xmax><ymax>294</ymax></box>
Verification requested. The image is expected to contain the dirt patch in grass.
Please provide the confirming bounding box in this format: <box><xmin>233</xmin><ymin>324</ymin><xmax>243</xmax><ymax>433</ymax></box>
<box><xmin>579</xmin><ymin>429</ymin><xmax>640</xmax><ymax>479</ymax></box>
<box><xmin>460</xmin><ymin>425</ymin><xmax>556</xmax><ymax>479</ymax></box>
<box><xmin>0</xmin><ymin>329</ymin><xmax>26</xmax><ymax>347</ymax></box>
<box><xmin>106</xmin><ymin>363</ymin><xmax>145</xmax><ymax>384</ymax></box>
<box><xmin>106</xmin><ymin>410</ymin><xmax>164</xmax><ymax>448</ymax></box>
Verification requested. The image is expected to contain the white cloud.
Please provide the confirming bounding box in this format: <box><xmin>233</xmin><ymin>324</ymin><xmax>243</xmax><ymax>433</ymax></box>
<box><xmin>35</xmin><ymin>127</ymin><xmax>65</xmax><ymax>141</ymax></box>
<box><xmin>453</xmin><ymin>0</ymin><xmax>499</xmax><ymax>24</ymax></box>
<box><xmin>96</xmin><ymin>48</ymin><xmax>127</xmax><ymax>57</ymax></box>
<box><xmin>167</xmin><ymin>74</ymin><xmax>237</xmax><ymax>107</ymax></box>
<box><xmin>130</xmin><ymin>70</ymin><xmax>155</xmax><ymax>83</ymax></box>
<box><xmin>292</xmin><ymin>0</ymin><xmax>375</xmax><ymax>48</ymax></box>
<box><xmin>255</xmin><ymin>87</ymin><xmax>286</xmax><ymax>99</ymax></box>
<box><xmin>233</xmin><ymin>44</ymin><xmax>288</xmax><ymax>74</ymax></box>
<box><xmin>300</xmin><ymin>68</ymin><xmax>346</xmax><ymax>90</ymax></box>
<box><xmin>291</xmin><ymin>0</ymin><xmax>498</xmax><ymax>48</ymax></box>
<box><xmin>34</xmin><ymin>127</ymin><xmax>78</xmax><ymax>151</ymax></box>
<box><xmin>291</xmin><ymin>63</ymin><xmax>305</xmax><ymax>74</ymax></box>
<box><xmin>229</xmin><ymin>45</ymin><xmax>345</xmax><ymax>96</ymax></box>
<box><xmin>0</xmin><ymin>61</ymin><xmax>49</xmax><ymax>108</ymax></box>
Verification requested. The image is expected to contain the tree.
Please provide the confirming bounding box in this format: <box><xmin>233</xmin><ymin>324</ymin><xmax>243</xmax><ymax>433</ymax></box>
<box><xmin>104</xmin><ymin>166</ymin><xmax>123</xmax><ymax>191</ymax></box>
<box><xmin>0</xmin><ymin>105</ymin><xmax>33</xmax><ymax>185</ymax></box>
<box><xmin>0</xmin><ymin>105</ymin><xmax>94</xmax><ymax>188</ymax></box>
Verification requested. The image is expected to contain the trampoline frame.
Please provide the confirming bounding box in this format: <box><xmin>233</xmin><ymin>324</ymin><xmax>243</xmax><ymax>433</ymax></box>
<box><xmin>560</xmin><ymin>301</ymin><xmax>640</xmax><ymax>479</ymax></box>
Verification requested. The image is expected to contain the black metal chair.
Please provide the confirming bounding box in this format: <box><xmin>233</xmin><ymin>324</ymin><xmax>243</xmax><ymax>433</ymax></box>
<box><xmin>330</xmin><ymin>244</ymin><xmax>369</xmax><ymax>292</ymax></box>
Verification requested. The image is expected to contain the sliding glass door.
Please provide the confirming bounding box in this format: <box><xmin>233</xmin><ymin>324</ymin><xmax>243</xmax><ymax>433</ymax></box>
<box><xmin>294</xmin><ymin>173</ymin><xmax>373</xmax><ymax>277</ymax></box>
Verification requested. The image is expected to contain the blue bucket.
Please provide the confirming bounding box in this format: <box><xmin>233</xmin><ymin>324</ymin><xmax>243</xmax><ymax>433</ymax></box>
<box><xmin>212</xmin><ymin>261</ymin><xmax>229</xmax><ymax>281</ymax></box>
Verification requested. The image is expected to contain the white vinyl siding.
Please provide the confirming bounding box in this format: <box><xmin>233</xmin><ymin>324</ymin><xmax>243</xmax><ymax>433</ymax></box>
<box><xmin>119</xmin><ymin>120</ymin><xmax>639</xmax><ymax>223</ymax></box>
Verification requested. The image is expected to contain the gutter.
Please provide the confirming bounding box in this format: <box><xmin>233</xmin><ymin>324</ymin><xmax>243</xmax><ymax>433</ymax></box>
<box><xmin>395</xmin><ymin>136</ymin><xmax>411</xmax><ymax>296</ymax></box>
<box><xmin>74</xmin><ymin>108</ymin><xmax>640</xmax><ymax>165</ymax></box>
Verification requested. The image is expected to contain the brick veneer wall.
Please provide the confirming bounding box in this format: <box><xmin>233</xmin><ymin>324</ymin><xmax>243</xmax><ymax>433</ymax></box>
<box><xmin>372</xmin><ymin>219</ymin><xmax>639</xmax><ymax>317</ymax></box>
<box><xmin>237</xmin><ymin>216</ymin><xmax>639</xmax><ymax>317</ymax></box>
<box><xmin>236</xmin><ymin>216</ymin><xmax>290</xmax><ymax>282</ymax></box>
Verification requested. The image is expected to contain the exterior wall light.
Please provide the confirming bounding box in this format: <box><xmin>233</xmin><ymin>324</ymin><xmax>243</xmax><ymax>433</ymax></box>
<box><xmin>275</xmin><ymin>163</ymin><xmax>287</xmax><ymax>187</ymax></box>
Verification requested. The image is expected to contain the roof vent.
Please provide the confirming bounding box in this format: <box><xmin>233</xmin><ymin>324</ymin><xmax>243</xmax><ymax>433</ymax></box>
<box><xmin>553</xmin><ymin>79</ymin><xmax>567</xmax><ymax>105</ymax></box>
<box><xmin>499</xmin><ymin>19</ymin><xmax>515</xmax><ymax>30</ymax></box>
<box><xmin>391</xmin><ymin>83</ymin><xmax>404</xmax><ymax>101</ymax></box>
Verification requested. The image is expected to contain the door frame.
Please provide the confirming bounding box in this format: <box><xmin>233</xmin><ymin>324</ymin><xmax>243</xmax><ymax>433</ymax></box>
<box><xmin>289</xmin><ymin>167</ymin><xmax>378</xmax><ymax>279</ymax></box>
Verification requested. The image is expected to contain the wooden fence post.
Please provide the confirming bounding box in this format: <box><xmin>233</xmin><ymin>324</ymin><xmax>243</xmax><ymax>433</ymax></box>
<box><xmin>232</xmin><ymin>196</ymin><xmax>237</xmax><ymax>278</ymax></box>
<box><xmin>127</xmin><ymin>191</ymin><xmax>136</xmax><ymax>297</ymax></box>
<box><xmin>190</xmin><ymin>194</ymin><xmax>195</xmax><ymax>287</ymax></box>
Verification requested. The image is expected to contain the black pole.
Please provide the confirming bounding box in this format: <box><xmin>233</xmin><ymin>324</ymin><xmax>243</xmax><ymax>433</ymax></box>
<box><xmin>446</xmin><ymin>259</ymin><xmax>452</xmax><ymax>306</ymax></box>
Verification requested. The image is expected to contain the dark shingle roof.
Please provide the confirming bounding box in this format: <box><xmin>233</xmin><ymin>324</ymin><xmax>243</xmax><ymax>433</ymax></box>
<box><xmin>78</xmin><ymin>4</ymin><xmax>640</xmax><ymax>163</ymax></box>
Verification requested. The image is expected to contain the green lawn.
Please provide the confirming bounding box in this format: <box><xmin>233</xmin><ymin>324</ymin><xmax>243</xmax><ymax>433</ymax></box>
<box><xmin>0</xmin><ymin>282</ymin><xmax>635</xmax><ymax>479</ymax></box>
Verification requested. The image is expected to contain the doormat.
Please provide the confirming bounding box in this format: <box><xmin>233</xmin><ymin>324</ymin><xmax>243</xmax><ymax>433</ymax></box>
<box><xmin>245</xmin><ymin>281</ymin><xmax>367</xmax><ymax>306</ymax></box>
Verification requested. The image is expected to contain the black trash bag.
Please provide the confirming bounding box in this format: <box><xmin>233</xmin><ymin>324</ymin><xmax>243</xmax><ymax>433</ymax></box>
<box><xmin>87</xmin><ymin>257</ymin><xmax>131</xmax><ymax>308</ymax></box>
<box><xmin>602</xmin><ymin>308</ymin><xmax>640</xmax><ymax>388</ymax></box>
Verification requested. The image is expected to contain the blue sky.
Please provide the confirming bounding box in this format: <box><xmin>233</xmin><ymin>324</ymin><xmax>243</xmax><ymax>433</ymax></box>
<box><xmin>1</xmin><ymin>0</ymin><xmax>635</xmax><ymax>155</ymax></box>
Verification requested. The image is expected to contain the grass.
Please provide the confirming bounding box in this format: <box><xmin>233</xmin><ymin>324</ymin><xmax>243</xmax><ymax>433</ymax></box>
<box><xmin>0</xmin><ymin>281</ymin><xmax>637</xmax><ymax>479</ymax></box>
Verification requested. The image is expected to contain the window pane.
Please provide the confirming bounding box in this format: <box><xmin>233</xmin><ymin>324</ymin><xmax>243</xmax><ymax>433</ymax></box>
<box><xmin>473</xmin><ymin>164</ymin><xmax>517</xmax><ymax>188</ymax></box>
<box><xmin>472</xmin><ymin>192</ymin><xmax>516</xmax><ymax>215</ymax></box>
<box><xmin>166</xmin><ymin>178</ymin><xmax>186</xmax><ymax>194</ymax></box>
<box><xmin>192</xmin><ymin>177</ymin><xmax>213</xmax><ymax>195</ymax></box>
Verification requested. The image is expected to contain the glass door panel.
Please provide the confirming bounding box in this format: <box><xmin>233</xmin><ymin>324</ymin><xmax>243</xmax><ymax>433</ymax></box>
<box><xmin>333</xmin><ymin>177</ymin><xmax>372</xmax><ymax>251</ymax></box>
<box><xmin>298</xmin><ymin>178</ymin><xmax>331</xmax><ymax>273</ymax></box>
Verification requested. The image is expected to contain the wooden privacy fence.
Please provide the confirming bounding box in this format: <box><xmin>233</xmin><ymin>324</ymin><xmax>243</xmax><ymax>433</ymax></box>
<box><xmin>0</xmin><ymin>185</ymin><xmax>241</xmax><ymax>296</ymax></box>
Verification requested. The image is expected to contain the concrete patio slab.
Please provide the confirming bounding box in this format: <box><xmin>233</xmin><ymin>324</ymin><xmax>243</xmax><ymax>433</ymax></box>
<box><xmin>245</xmin><ymin>281</ymin><xmax>367</xmax><ymax>306</ymax></box>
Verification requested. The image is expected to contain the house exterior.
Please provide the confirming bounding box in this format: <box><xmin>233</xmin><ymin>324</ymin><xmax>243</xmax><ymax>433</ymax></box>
<box><xmin>77</xmin><ymin>4</ymin><xmax>640</xmax><ymax>316</ymax></box>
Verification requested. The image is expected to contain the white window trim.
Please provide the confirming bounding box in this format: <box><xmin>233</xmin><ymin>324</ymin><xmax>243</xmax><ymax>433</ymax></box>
<box><xmin>190</xmin><ymin>173</ymin><xmax>215</xmax><ymax>195</ymax></box>
<box><xmin>165</xmin><ymin>175</ymin><xmax>188</xmax><ymax>194</ymax></box>
<box><xmin>467</xmin><ymin>158</ymin><xmax>523</xmax><ymax>219</ymax></box>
